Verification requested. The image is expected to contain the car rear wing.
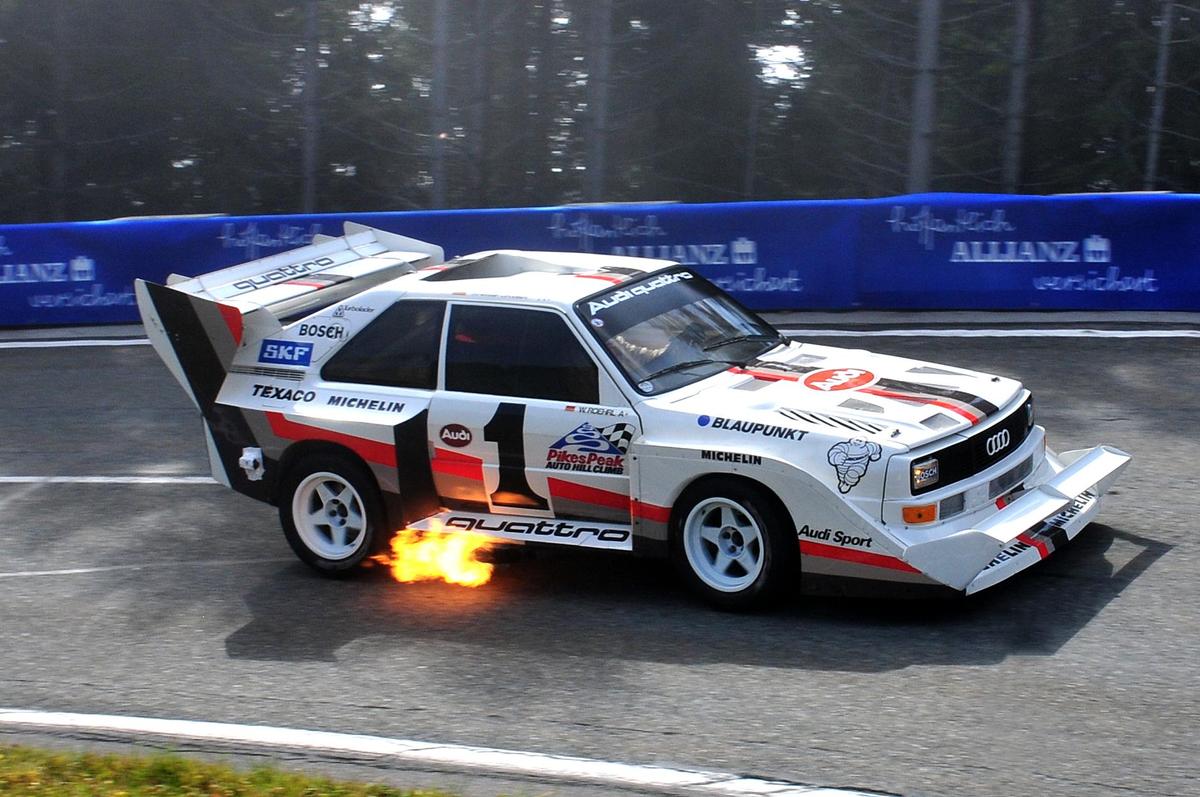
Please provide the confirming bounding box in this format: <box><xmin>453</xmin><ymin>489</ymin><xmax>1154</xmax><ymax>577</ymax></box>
<box><xmin>162</xmin><ymin>221</ymin><xmax>442</xmax><ymax>314</ymax></box>
<box><xmin>135</xmin><ymin>222</ymin><xmax>442</xmax><ymax>412</ymax></box>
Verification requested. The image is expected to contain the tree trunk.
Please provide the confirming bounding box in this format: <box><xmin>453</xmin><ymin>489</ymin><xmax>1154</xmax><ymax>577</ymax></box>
<box><xmin>431</xmin><ymin>0</ymin><xmax>450</xmax><ymax>207</ymax></box>
<box><xmin>906</xmin><ymin>0</ymin><xmax>941</xmax><ymax>194</ymax></box>
<box><xmin>49</xmin><ymin>0</ymin><xmax>71</xmax><ymax>220</ymax></box>
<box><xmin>528</xmin><ymin>0</ymin><xmax>554</xmax><ymax>201</ymax></box>
<box><xmin>742</xmin><ymin>0</ymin><xmax>761</xmax><ymax>198</ymax></box>
<box><xmin>1002</xmin><ymin>0</ymin><xmax>1032</xmax><ymax>193</ymax></box>
<box><xmin>301</xmin><ymin>0</ymin><xmax>320</xmax><ymax>213</ymax></box>
<box><xmin>586</xmin><ymin>0</ymin><xmax>613</xmax><ymax>201</ymax></box>
<box><xmin>470</xmin><ymin>0</ymin><xmax>490</xmax><ymax>201</ymax></box>
<box><xmin>1144</xmin><ymin>0</ymin><xmax>1174</xmax><ymax>190</ymax></box>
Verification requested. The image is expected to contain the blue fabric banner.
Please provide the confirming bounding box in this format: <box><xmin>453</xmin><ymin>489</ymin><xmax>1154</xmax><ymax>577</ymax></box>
<box><xmin>856</xmin><ymin>193</ymin><xmax>1198</xmax><ymax>310</ymax></box>
<box><xmin>0</xmin><ymin>193</ymin><xmax>1197</xmax><ymax>327</ymax></box>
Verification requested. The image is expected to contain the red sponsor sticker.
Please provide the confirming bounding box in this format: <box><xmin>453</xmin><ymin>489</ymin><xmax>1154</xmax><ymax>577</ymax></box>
<box><xmin>803</xmin><ymin>368</ymin><xmax>877</xmax><ymax>392</ymax></box>
<box><xmin>439</xmin><ymin>424</ymin><xmax>473</xmax><ymax>447</ymax></box>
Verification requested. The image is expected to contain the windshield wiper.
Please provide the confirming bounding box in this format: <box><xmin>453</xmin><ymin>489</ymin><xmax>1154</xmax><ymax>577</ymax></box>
<box><xmin>702</xmin><ymin>332</ymin><xmax>787</xmax><ymax>352</ymax></box>
<box><xmin>641</xmin><ymin>358</ymin><xmax>736</xmax><ymax>383</ymax></box>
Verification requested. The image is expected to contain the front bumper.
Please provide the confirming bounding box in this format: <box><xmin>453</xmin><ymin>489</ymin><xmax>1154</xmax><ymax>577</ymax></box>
<box><xmin>900</xmin><ymin>445</ymin><xmax>1130</xmax><ymax>593</ymax></box>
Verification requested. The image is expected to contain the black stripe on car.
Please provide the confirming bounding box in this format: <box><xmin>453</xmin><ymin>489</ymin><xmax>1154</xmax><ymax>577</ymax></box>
<box><xmin>392</xmin><ymin>410</ymin><xmax>441</xmax><ymax>525</ymax></box>
<box><xmin>875</xmin><ymin>378</ymin><xmax>1000</xmax><ymax>418</ymax></box>
<box><xmin>143</xmin><ymin>282</ymin><xmax>271</xmax><ymax>501</ymax></box>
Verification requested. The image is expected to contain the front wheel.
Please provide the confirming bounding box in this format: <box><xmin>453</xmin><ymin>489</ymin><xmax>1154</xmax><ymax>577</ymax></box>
<box><xmin>279</xmin><ymin>453</ymin><xmax>386</xmax><ymax>574</ymax></box>
<box><xmin>673</xmin><ymin>482</ymin><xmax>796</xmax><ymax>610</ymax></box>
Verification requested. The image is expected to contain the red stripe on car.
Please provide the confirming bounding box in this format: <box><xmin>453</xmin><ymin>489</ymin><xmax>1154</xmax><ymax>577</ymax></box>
<box><xmin>799</xmin><ymin>540</ymin><xmax>921</xmax><ymax>573</ymax></box>
<box><xmin>728</xmin><ymin>367</ymin><xmax>799</xmax><ymax>382</ymax></box>
<box><xmin>217</xmin><ymin>303</ymin><xmax>243</xmax><ymax>346</ymax></box>
<box><xmin>547</xmin><ymin>477</ymin><xmax>629</xmax><ymax>510</ymax></box>
<box><xmin>859</xmin><ymin>387</ymin><xmax>983</xmax><ymax>424</ymax></box>
<box><xmin>431</xmin><ymin>447</ymin><xmax>485</xmax><ymax>482</ymax></box>
<box><xmin>266</xmin><ymin>412</ymin><xmax>397</xmax><ymax>467</ymax></box>
<box><xmin>1017</xmin><ymin>532</ymin><xmax>1050</xmax><ymax>559</ymax></box>
<box><xmin>631</xmin><ymin>499</ymin><xmax>671</xmax><ymax>523</ymax></box>
<box><xmin>575</xmin><ymin>273</ymin><xmax>624</xmax><ymax>284</ymax></box>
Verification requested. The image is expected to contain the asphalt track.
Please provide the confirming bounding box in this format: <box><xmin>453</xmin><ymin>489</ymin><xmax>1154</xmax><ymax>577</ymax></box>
<box><xmin>0</xmin><ymin>320</ymin><xmax>1197</xmax><ymax>797</ymax></box>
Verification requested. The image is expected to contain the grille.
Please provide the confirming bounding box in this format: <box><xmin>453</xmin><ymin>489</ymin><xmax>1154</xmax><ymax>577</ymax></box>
<box><xmin>230</xmin><ymin>365</ymin><xmax>305</xmax><ymax>381</ymax></box>
<box><xmin>911</xmin><ymin>396</ymin><xmax>1033</xmax><ymax>496</ymax></box>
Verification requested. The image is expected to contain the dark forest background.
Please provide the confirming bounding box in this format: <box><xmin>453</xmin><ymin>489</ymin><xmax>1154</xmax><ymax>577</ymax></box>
<box><xmin>2</xmin><ymin>0</ymin><xmax>1197</xmax><ymax>223</ymax></box>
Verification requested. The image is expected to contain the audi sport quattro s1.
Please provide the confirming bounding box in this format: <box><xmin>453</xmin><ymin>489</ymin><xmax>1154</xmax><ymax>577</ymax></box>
<box><xmin>135</xmin><ymin>222</ymin><xmax>1130</xmax><ymax>609</ymax></box>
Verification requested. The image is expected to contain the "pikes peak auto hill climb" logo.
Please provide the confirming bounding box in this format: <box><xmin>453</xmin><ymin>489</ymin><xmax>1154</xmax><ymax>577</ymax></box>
<box><xmin>546</xmin><ymin>422</ymin><xmax>634</xmax><ymax>475</ymax></box>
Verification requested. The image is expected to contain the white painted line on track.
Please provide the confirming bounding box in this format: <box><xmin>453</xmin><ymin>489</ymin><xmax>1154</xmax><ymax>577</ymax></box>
<box><xmin>0</xmin><ymin>338</ymin><xmax>151</xmax><ymax>349</ymax></box>
<box><xmin>0</xmin><ymin>558</ymin><xmax>293</xmax><ymax>579</ymax></box>
<box><xmin>0</xmin><ymin>475</ymin><xmax>214</xmax><ymax>485</ymax></box>
<box><xmin>780</xmin><ymin>328</ymin><xmax>1200</xmax><ymax>338</ymax></box>
<box><xmin>0</xmin><ymin>710</ymin><xmax>889</xmax><ymax>797</ymax></box>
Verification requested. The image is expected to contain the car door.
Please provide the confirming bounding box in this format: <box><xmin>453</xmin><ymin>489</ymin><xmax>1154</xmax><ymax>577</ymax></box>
<box><xmin>428</xmin><ymin>302</ymin><xmax>639</xmax><ymax>526</ymax></box>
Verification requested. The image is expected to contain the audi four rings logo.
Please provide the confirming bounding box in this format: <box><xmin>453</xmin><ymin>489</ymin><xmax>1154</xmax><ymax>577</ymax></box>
<box><xmin>986</xmin><ymin>428</ymin><xmax>1011</xmax><ymax>456</ymax></box>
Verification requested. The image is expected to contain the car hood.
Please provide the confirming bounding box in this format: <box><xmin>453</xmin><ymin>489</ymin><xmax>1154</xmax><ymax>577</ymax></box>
<box><xmin>658</xmin><ymin>342</ymin><xmax>1025</xmax><ymax>450</ymax></box>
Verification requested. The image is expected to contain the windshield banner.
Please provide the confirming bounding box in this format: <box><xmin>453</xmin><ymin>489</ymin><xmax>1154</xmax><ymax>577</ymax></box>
<box><xmin>1</xmin><ymin>192</ymin><xmax>1197</xmax><ymax>326</ymax></box>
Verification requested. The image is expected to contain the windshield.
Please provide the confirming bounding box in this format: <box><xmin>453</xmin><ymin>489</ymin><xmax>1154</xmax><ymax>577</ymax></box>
<box><xmin>575</xmin><ymin>268</ymin><xmax>785</xmax><ymax>395</ymax></box>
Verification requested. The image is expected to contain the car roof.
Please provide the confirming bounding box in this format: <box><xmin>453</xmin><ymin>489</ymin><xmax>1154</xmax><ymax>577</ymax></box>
<box><xmin>375</xmin><ymin>249</ymin><xmax>677</xmax><ymax>309</ymax></box>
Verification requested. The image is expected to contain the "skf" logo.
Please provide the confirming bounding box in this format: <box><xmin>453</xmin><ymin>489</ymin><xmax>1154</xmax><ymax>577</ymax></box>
<box><xmin>258</xmin><ymin>339</ymin><xmax>314</xmax><ymax>366</ymax></box>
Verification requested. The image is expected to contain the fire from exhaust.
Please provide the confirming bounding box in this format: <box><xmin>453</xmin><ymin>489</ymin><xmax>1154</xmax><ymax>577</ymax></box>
<box><xmin>372</xmin><ymin>525</ymin><xmax>495</xmax><ymax>587</ymax></box>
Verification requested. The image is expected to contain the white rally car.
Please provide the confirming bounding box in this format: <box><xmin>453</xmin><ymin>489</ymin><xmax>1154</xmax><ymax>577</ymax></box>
<box><xmin>136</xmin><ymin>223</ymin><xmax>1129</xmax><ymax>608</ymax></box>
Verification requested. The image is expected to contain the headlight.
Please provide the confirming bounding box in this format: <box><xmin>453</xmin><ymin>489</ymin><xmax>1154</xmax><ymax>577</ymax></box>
<box><xmin>1025</xmin><ymin>397</ymin><xmax>1035</xmax><ymax>430</ymax></box>
<box><xmin>911</xmin><ymin>458</ymin><xmax>940</xmax><ymax>491</ymax></box>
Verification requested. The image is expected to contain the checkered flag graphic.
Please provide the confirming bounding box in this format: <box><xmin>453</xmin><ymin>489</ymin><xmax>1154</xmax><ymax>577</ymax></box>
<box><xmin>600</xmin><ymin>423</ymin><xmax>636</xmax><ymax>454</ymax></box>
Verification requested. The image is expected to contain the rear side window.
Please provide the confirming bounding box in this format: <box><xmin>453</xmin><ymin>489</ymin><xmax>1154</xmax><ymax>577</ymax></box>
<box><xmin>321</xmin><ymin>300</ymin><xmax>445</xmax><ymax>389</ymax></box>
<box><xmin>445</xmin><ymin>305</ymin><xmax>598</xmax><ymax>403</ymax></box>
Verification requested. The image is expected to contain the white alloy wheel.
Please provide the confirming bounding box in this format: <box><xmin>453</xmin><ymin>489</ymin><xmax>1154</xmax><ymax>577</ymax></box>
<box><xmin>682</xmin><ymin>496</ymin><xmax>766</xmax><ymax>593</ymax></box>
<box><xmin>291</xmin><ymin>471</ymin><xmax>368</xmax><ymax>561</ymax></box>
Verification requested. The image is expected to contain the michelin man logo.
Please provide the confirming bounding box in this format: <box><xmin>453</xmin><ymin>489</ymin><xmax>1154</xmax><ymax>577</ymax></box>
<box><xmin>827</xmin><ymin>438</ymin><xmax>882</xmax><ymax>494</ymax></box>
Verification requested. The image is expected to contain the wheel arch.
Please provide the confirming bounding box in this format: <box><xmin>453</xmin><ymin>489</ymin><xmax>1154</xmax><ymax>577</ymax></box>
<box><xmin>273</xmin><ymin>440</ymin><xmax>402</xmax><ymax>528</ymax></box>
<box><xmin>274</xmin><ymin>439</ymin><xmax>395</xmax><ymax>573</ymax></box>
<box><xmin>667</xmin><ymin>472</ymin><xmax>801</xmax><ymax>609</ymax></box>
<box><xmin>668</xmin><ymin>473</ymin><xmax>796</xmax><ymax>543</ymax></box>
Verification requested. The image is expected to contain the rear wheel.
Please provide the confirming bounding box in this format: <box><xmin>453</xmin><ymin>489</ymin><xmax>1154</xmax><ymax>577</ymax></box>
<box><xmin>279</xmin><ymin>453</ymin><xmax>386</xmax><ymax>573</ymax></box>
<box><xmin>673</xmin><ymin>482</ymin><xmax>796</xmax><ymax>610</ymax></box>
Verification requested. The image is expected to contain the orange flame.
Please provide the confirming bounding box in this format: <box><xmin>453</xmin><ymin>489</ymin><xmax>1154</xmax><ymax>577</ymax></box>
<box><xmin>372</xmin><ymin>524</ymin><xmax>495</xmax><ymax>587</ymax></box>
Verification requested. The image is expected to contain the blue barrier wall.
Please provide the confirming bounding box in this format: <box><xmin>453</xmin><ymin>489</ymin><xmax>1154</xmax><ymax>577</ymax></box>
<box><xmin>1</xmin><ymin>192</ymin><xmax>1197</xmax><ymax>326</ymax></box>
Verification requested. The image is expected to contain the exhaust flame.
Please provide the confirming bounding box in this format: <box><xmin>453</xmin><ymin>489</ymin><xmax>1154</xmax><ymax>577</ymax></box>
<box><xmin>372</xmin><ymin>525</ymin><xmax>495</xmax><ymax>587</ymax></box>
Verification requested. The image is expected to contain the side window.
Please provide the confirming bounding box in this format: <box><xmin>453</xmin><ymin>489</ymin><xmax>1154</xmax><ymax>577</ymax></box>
<box><xmin>321</xmin><ymin>300</ymin><xmax>445</xmax><ymax>389</ymax></box>
<box><xmin>445</xmin><ymin>305</ymin><xmax>599</xmax><ymax>403</ymax></box>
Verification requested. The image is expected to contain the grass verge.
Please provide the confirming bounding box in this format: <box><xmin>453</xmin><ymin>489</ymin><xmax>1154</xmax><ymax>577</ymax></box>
<box><xmin>0</xmin><ymin>744</ymin><xmax>450</xmax><ymax>796</ymax></box>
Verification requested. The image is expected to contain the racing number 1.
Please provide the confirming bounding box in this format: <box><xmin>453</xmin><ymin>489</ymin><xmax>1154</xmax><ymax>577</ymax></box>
<box><xmin>484</xmin><ymin>403</ymin><xmax>549</xmax><ymax>510</ymax></box>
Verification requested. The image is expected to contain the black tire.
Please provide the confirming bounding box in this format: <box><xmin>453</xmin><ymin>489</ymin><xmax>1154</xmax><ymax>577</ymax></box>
<box><xmin>278</xmin><ymin>452</ymin><xmax>388</xmax><ymax>574</ymax></box>
<box><xmin>671</xmin><ymin>480</ymin><xmax>797</xmax><ymax>611</ymax></box>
